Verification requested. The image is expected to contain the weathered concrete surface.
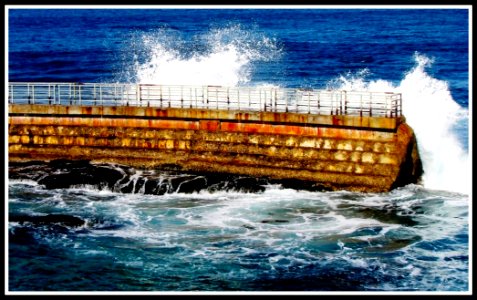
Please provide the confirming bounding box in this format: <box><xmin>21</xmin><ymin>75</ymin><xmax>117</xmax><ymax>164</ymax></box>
<box><xmin>9</xmin><ymin>104</ymin><xmax>400</xmax><ymax>130</ymax></box>
<box><xmin>8</xmin><ymin>104</ymin><xmax>423</xmax><ymax>193</ymax></box>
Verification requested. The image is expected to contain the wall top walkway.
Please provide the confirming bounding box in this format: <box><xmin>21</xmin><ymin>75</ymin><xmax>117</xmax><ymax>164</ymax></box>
<box><xmin>8</xmin><ymin>82</ymin><xmax>402</xmax><ymax>118</ymax></box>
<box><xmin>9</xmin><ymin>104</ymin><xmax>403</xmax><ymax>131</ymax></box>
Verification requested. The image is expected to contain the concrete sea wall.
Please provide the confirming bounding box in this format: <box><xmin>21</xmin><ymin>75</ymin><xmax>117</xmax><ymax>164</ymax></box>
<box><xmin>8</xmin><ymin>104</ymin><xmax>422</xmax><ymax>193</ymax></box>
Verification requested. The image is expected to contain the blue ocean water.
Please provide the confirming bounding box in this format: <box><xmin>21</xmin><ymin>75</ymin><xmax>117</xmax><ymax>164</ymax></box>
<box><xmin>7</xmin><ymin>7</ymin><xmax>470</xmax><ymax>294</ymax></box>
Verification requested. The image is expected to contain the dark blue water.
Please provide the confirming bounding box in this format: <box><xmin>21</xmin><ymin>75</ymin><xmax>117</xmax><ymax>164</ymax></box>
<box><xmin>7</xmin><ymin>8</ymin><xmax>470</xmax><ymax>294</ymax></box>
<box><xmin>8</xmin><ymin>8</ymin><xmax>469</xmax><ymax>106</ymax></box>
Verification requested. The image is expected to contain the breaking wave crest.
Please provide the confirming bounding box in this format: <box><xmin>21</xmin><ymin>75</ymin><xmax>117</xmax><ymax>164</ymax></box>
<box><xmin>127</xmin><ymin>25</ymin><xmax>282</xmax><ymax>86</ymax></box>
<box><xmin>328</xmin><ymin>52</ymin><xmax>469</xmax><ymax>194</ymax></box>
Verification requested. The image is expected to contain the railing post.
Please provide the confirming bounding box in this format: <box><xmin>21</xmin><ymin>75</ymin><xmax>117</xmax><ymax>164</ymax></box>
<box><xmin>26</xmin><ymin>84</ymin><xmax>30</xmax><ymax>104</ymax></box>
<box><xmin>168</xmin><ymin>87</ymin><xmax>171</xmax><ymax>108</ymax></box>
<box><xmin>398</xmin><ymin>94</ymin><xmax>402</xmax><ymax>117</ymax></box>
<box><xmin>308</xmin><ymin>91</ymin><xmax>311</xmax><ymax>114</ymax></box>
<box><xmin>161</xmin><ymin>86</ymin><xmax>164</xmax><ymax>108</ymax></box>
<box><xmin>332</xmin><ymin>92</ymin><xmax>336</xmax><ymax>115</ymax></box>
<box><xmin>248</xmin><ymin>88</ymin><xmax>251</xmax><ymax>109</ymax></box>
<box><xmin>188</xmin><ymin>87</ymin><xmax>192</xmax><ymax>109</ymax></box>
<box><xmin>195</xmin><ymin>87</ymin><xmax>198</xmax><ymax>109</ymax></box>
<box><xmin>78</xmin><ymin>84</ymin><xmax>82</xmax><ymax>106</ymax></box>
<box><xmin>237</xmin><ymin>88</ymin><xmax>240</xmax><ymax>111</ymax></box>
<box><xmin>273</xmin><ymin>88</ymin><xmax>276</xmax><ymax>112</ymax></box>
<box><xmin>9</xmin><ymin>84</ymin><xmax>13</xmax><ymax>104</ymax></box>
<box><xmin>317</xmin><ymin>91</ymin><xmax>320</xmax><ymax>114</ymax></box>
<box><xmin>260</xmin><ymin>89</ymin><xmax>263</xmax><ymax>112</ymax></box>
<box><xmin>337</xmin><ymin>91</ymin><xmax>343</xmax><ymax>116</ymax></box>
<box><xmin>285</xmin><ymin>90</ymin><xmax>289</xmax><ymax>113</ymax></box>
<box><xmin>345</xmin><ymin>91</ymin><xmax>348</xmax><ymax>115</ymax></box>
<box><xmin>180</xmin><ymin>86</ymin><xmax>184</xmax><ymax>108</ymax></box>
<box><xmin>369</xmin><ymin>92</ymin><xmax>373</xmax><ymax>117</ymax></box>
<box><xmin>359</xmin><ymin>94</ymin><xmax>363</xmax><ymax>117</ymax></box>
<box><xmin>159</xmin><ymin>86</ymin><xmax>163</xmax><ymax>107</ymax></box>
<box><xmin>296</xmin><ymin>90</ymin><xmax>299</xmax><ymax>113</ymax></box>
<box><xmin>385</xmin><ymin>94</ymin><xmax>388</xmax><ymax>116</ymax></box>
<box><xmin>93</xmin><ymin>84</ymin><xmax>97</xmax><ymax>106</ymax></box>
<box><xmin>48</xmin><ymin>84</ymin><xmax>52</xmax><ymax>105</ymax></box>
<box><xmin>144</xmin><ymin>84</ymin><xmax>149</xmax><ymax>107</ymax></box>
<box><xmin>99</xmin><ymin>85</ymin><xmax>102</xmax><ymax>106</ymax></box>
<box><xmin>69</xmin><ymin>83</ymin><xmax>72</xmax><ymax>105</ymax></box>
<box><xmin>227</xmin><ymin>87</ymin><xmax>230</xmax><ymax>110</ymax></box>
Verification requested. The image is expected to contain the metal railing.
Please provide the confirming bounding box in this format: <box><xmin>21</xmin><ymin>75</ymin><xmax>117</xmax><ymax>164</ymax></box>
<box><xmin>8</xmin><ymin>82</ymin><xmax>402</xmax><ymax>117</ymax></box>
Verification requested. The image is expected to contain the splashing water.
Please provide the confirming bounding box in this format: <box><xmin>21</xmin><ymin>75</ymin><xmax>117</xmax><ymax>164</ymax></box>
<box><xmin>131</xmin><ymin>27</ymin><xmax>469</xmax><ymax>195</ymax></box>
<box><xmin>330</xmin><ymin>52</ymin><xmax>469</xmax><ymax>194</ymax></box>
<box><xmin>131</xmin><ymin>25</ymin><xmax>282</xmax><ymax>86</ymax></box>
<box><xmin>128</xmin><ymin>27</ymin><xmax>469</xmax><ymax>194</ymax></box>
<box><xmin>398</xmin><ymin>53</ymin><xmax>469</xmax><ymax>194</ymax></box>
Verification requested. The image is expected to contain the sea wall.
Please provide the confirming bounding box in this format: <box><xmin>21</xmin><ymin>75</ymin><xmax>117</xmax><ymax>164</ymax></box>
<box><xmin>8</xmin><ymin>104</ymin><xmax>422</xmax><ymax>192</ymax></box>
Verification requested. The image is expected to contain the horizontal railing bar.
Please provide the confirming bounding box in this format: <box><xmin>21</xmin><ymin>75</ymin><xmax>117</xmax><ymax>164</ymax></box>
<box><xmin>8</xmin><ymin>82</ymin><xmax>402</xmax><ymax>118</ymax></box>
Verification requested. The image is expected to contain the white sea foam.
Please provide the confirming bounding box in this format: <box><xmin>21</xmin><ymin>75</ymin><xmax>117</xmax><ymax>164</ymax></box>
<box><xmin>330</xmin><ymin>52</ymin><xmax>469</xmax><ymax>194</ymax></box>
<box><xmin>7</xmin><ymin>179</ymin><xmax>39</xmax><ymax>186</ymax></box>
<box><xmin>129</xmin><ymin>25</ymin><xmax>469</xmax><ymax>195</ymax></box>
<box><xmin>399</xmin><ymin>53</ymin><xmax>469</xmax><ymax>194</ymax></box>
<box><xmin>132</xmin><ymin>25</ymin><xmax>282</xmax><ymax>87</ymax></box>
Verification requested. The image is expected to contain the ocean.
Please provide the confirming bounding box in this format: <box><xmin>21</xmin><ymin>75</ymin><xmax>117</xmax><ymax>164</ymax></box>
<box><xmin>6</xmin><ymin>6</ymin><xmax>471</xmax><ymax>294</ymax></box>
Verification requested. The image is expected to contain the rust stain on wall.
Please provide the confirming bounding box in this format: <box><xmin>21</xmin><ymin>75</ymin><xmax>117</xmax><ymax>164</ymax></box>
<box><xmin>8</xmin><ymin>104</ymin><xmax>421</xmax><ymax>192</ymax></box>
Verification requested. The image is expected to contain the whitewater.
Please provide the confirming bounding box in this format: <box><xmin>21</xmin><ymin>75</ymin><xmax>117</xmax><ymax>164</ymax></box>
<box><xmin>130</xmin><ymin>28</ymin><xmax>470</xmax><ymax>195</ymax></box>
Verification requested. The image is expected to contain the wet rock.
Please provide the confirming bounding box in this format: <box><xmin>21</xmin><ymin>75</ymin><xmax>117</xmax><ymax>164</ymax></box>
<box><xmin>87</xmin><ymin>217</ymin><xmax>127</xmax><ymax>230</ymax></box>
<box><xmin>9</xmin><ymin>160</ymin><xmax>51</xmax><ymax>181</ymax></box>
<box><xmin>37</xmin><ymin>160</ymin><xmax>124</xmax><ymax>190</ymax></box>
<box><xmin>10</xmin><ymin>213</ymin><xmax>85</xmax><ymax>228</ymax></box>
<box><xmin>232</xmin><ymin>177</ymin><xmax>268</xmax><ymax>193</ymax></box>
<box><xmin>337</xmin><ymin>204</ymin><xmax>419</xmax><ymax>226</ymax></box>
<box><xmin>261</xmin><ymin>219</ymin><xmax>289</xmax><ymax>224</ymax></box>
<box><xmin>144</xmin><ymin>178</ymin><xmax>165</xmax><ymax>195</ymax></box>
<box><xmin>176</xmin><ymin>176</ymin><xmax>208</xmax><ymax>193</ymax></box>
<box><xmin>10</xmin><ymin>159</ymin><xmax>339</xmax><ymax>195</ymax></box>
<box><xmin>38</xmin><ymin>173</ymin><xmax>92</xmax><ymax>189</ymax></box>
<box><xmin>115</xmin><ymin>175</ymin><xmax>134</xmax><ymax>193</ymax></box>
<box><xmin>48</xmin><ymin>159</ymin><xmax>91</xmax><ymax>169</ymax></box>
<box><xmin>273</xmin><ymin>178</ymin><xmax>332</xmax><ymax>192</ymax></box>
<box><xmin>133</xmin><ymin>177</ymin><xmax>147</xmax><ymax>194</ymax></box>
<box><xmin>194</xmin><ymin>173</ymin><xmax>268</xmax><ymax>193</ymax></box>
<box><xmin>242</xmin><ymin>224</ymin><xmax>256</xmax><ymax>230</ymax></box>
<box><xmin>91</xmin><ymin>166</ymin><xmax>126</xmax><ymax>189</ymax></box>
